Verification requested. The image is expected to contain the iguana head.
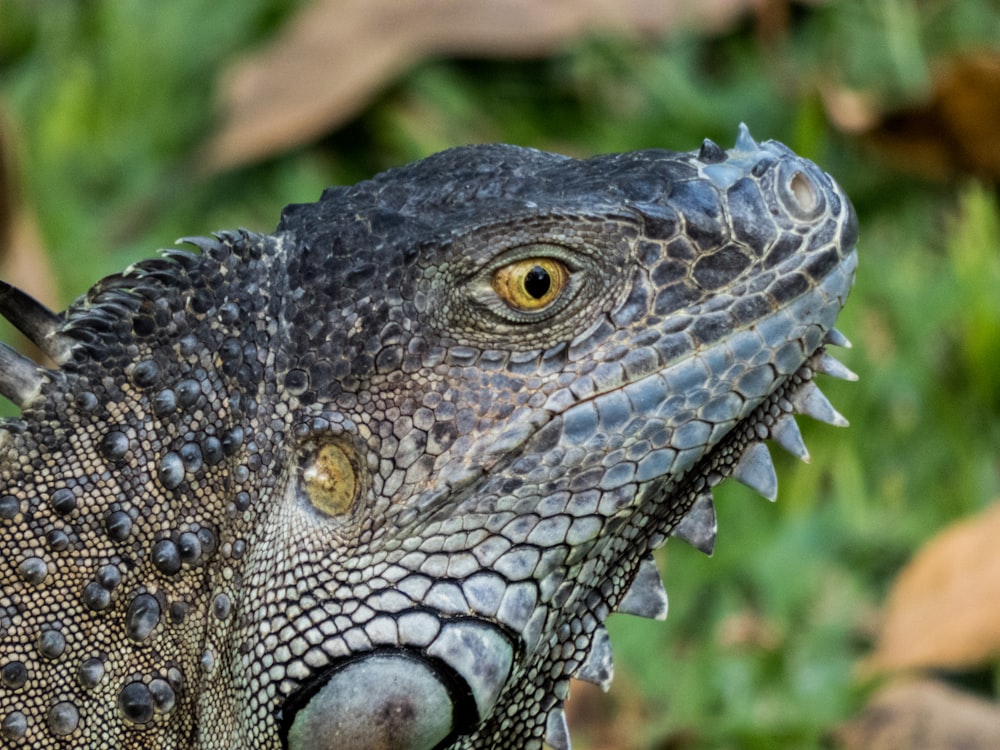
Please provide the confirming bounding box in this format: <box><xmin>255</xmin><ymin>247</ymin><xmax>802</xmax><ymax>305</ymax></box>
<box><xmin>0</xmin><ymin>127</ymin><xmax>856</xmax><ymax>749</ymax></box>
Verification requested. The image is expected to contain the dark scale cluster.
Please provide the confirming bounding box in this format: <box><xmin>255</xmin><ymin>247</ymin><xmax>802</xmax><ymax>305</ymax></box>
<box><xmin>0</xmin><ymin>135</ymin><xmax>857</xmax><ymax>748</ymax></box>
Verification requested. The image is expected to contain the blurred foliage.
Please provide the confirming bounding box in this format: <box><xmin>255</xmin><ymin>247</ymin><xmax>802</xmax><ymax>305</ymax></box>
<box><xmin>2</xmin><ymin>1</ymin><xmax>1000</xmax><ymax>748</ymax></box>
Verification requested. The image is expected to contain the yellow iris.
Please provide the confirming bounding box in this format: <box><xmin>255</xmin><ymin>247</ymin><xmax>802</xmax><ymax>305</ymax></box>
<box><xmin>491</xmin><ymin>258</ymin><xmax>569</xmax><ymax>312</ymax></box>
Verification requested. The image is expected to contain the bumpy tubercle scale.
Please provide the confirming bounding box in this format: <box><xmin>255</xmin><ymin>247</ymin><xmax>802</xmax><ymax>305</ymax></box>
<box><xmin>0</xmin><ymin>127</ymin><xmax>857</xmax><ymax>749</ymax></box>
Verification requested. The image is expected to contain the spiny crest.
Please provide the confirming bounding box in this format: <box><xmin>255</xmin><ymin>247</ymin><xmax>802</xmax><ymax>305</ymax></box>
<box><xmin>0</xmin><ymin>232</ymin><xmax>253</xmax><ymax>411</ymax></box>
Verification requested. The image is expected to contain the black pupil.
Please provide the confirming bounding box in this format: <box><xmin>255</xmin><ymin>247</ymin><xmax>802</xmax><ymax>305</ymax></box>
<box><xmin>523</xmin><ymin>265</ymin><xmax>551</xmax><ymax>299</ymax></box>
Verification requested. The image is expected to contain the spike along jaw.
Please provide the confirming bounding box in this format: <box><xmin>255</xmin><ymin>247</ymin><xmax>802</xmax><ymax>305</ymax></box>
<box><xmin>606</xmin><ymin>132</ymin><xmax>857</xmax><ymax>666</ymax></box>
<box><xmin>658</xmin><ymin>127</ymin><xmax>857</xmax><ymax>538</ymax></box>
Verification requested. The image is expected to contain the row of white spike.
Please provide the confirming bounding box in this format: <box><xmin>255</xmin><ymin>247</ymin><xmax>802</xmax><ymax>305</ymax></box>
<box><xmin>544</xmin><ymin>329</ymin><xmax>856</xmax><ymax>750</ymax></box>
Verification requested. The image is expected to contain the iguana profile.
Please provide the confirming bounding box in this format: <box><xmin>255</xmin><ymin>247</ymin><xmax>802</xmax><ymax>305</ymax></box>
<box><xmin>0</xmin><ymin>127</ymin><xmax>857</xmax><ymax>748</ymax></box>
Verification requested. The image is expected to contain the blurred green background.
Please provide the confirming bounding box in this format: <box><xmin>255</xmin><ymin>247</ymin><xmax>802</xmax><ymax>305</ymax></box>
<box><xmin>2</xmin><ymin>1</ymin><xmax>999</xmax><ymax>748</ymax></box>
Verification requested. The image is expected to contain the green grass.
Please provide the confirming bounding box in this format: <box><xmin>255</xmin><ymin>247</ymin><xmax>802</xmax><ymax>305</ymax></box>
<box><xmin>2</xmin><ymin>1</ymin><xmax>1000</xmax><ymax>747</ymax></box>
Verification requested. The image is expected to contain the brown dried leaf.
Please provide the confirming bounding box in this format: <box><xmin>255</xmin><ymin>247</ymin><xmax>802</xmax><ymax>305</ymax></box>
<box><xmin>863</xmin><ymin>501</ymin><xmax>1000</xmax><ymax>675</ymax></box>
<box><xmin>716</xmin><ymin>610</ymin><xmax>782</xmax><ymax>652</ymax></box>
<box><xmin>831</xmin><ymin>678</ymin><xmax>1000</xmax><ymax>750</ymax></box>
<box><xmin>825</xmin><ymin>52</ymin><xmax>1000</xmax><ymax>181</ymax></box>
<box><xmin>564</xmin><ymin>677</ymin><xmax>658</xmax><ymax>750</ymax></box>
<box><xmin>202</xmin><ymin>0</ymin><xmax>755</xmax><ymax>172</ymax></box>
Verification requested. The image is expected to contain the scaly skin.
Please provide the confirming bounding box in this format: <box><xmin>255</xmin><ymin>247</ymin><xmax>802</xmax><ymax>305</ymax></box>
<box><xmin>0</xmin><ymin>128</ymin><xmax>857</xmax><ymax>749</ymax></box>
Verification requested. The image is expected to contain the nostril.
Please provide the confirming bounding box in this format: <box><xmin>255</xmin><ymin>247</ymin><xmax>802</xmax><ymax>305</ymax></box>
<box><xmin>789</xmin><ymin>171</ymin><xmax>818</xmax><ymax>213</ymax></box>
<box><xmin>776</xmin><ymin>163</ymin><xmax>826</xmax><ymax>220</ymax></box>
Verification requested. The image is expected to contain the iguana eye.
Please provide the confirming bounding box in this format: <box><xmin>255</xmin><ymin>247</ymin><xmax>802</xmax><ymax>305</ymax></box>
<box><xmin>492</xmin><ymin>258</ymin><xmax>569</xmax><ymax>311</ymax></box>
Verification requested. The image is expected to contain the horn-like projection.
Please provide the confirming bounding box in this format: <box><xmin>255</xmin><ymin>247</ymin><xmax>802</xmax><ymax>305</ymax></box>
<box><xmin>0</xmin><ymin>281</ymin><xmax>71</xmax><ymax>363</ymax></box>
<box><xmin>0</xmin><ymin>342</ymin><xmax>49</xmax><ymax>407</ymax></box>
